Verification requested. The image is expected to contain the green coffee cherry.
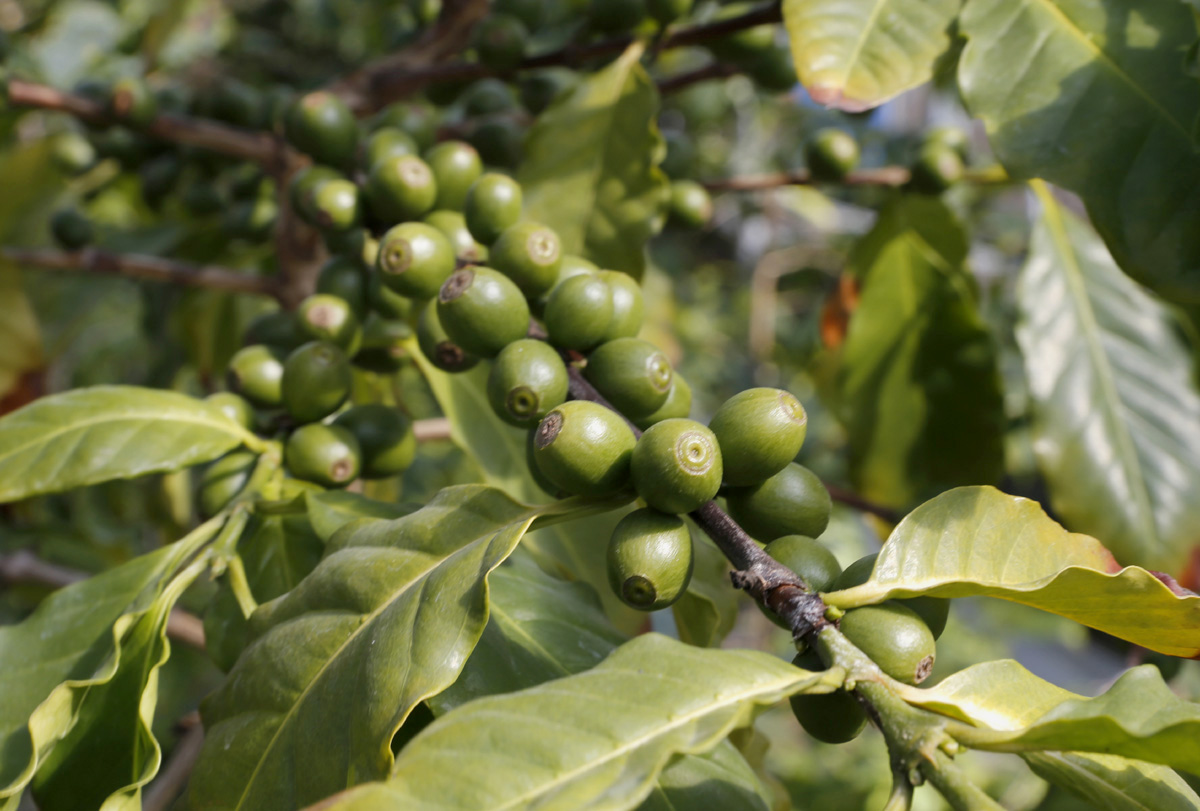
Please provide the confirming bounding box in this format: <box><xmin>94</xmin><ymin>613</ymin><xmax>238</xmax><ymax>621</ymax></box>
<box><xmin>416</xmin><ymin>300</ymin><xmax>480</xmax><ymax>373</ymax></box>
<box><xmin>461</xmin><ymin>78</ymin><xmax>518</xmax><ymax>117</ymax></box>
<box><xmin>646</xmin><ymin>0</ymin><xmax>692</xmax><ymax>25</ymax></box>
<box><xmin>281</xmin><ymin>341</ymin><xmax>352</xmax><ymax>423</ymax></box>
<box><xmin>50</xmin><ymin>208</ymin><xmax>93</xmax><ymax>250</ymax></box>
<box><xmin>424</xmin><ymin>140</ymin><xmax>483</xmax><ymax>210</ymax></box>
<box><xmin>526</xmin><ymin>429</ymin><xmax>561</xmax><ymax>497</ymax></box>
<box><xmin>284</xmin><ymin>91</ymin><xmax>358</xmax><ymax>169</ymax></box>
<box><xmin>374</xmin><ymin>101</ymin><xmax>439</xmax><ymax>151</ymax></box>
<box><xmin>436</xmin><ymin>266</ymin><xmax>530</xmax><ymax>358</ymax></box>
<box><xmin>544</xmin><ymin>273</ymin><xmax>613</xmax><ymax>352</ymax></box>
<box><xmin>51</xmin><ymin>132</ymin><xmax>97</xmax><ymax>176</ymax></box>
<box><xmin>631</xmin><ymin>419</ymin><xmax>722</xmax><ymax>514</ymax></box>
<box><xmin>376</xmin><ymin>222</ymin><xmax>456</xmax><ymax>299</ymax></box>
<box><xmin>584</xmin><ymin>337</ymin><xmax>673</xmax><ymax>417</ymax></box>
<box><xmin>724</xmin><ymin>463</ymin><xmax>831</xmax><ymax>541</ymax></box>
<box><xmin>369</xmin><ymin>274</ymin><xmax>416</xmax><ymax>321</ymax></box>
<box><xmin>706</xmin><ymin>3</ymin><xmax>775</xmax><ymax>62</ymax></box>
<box><xmin>833</xmin><ymin>553</ymin><xmax>950</xmax><ymax>639</ymax></box>
<box><xmin>909</xmin><ymin>143</ymin><xmax>965</xmax><ymax>194</ymax></box>
<box><xmin>464</xmin><ymin>173</ymin><xmax>523</xmax><ymax>245</ymax></box>
<box><xmin>607</xmin><ymin>509</ymin><xmax>694</xmax><ymax>611</ymax></box>
<box><xmin>746</xmin><ymin>44</ymin><xmax>797</xmax><ymax>93</ymax></box>
<box><xmin>317</xmin><ymin>256</ymin><xmax>370</xmax><ymax>319</ymax></box>
<box><xmin>709</xmin><ymin>387</ymin><xmax>807</xmax><ymax>486</ymax></box>
<box><xmin>244</xmin><ymin>310</ymin><xmax>307</xmax><ymax>351</ymax></box>
<box><xmin>633</xmin><ymin>374</ymin><xmax>692</xmax><ymax>430</ymax></box>
<box><xmin>487</xmin><ymin>338</ymin><xmax>569</xmax><ymax>427</ymax></box>
<box><xmin>198</xmin><ymin>450</ymin><xmax>258</xmax><ymax>518</ymax></box>
<box><xmin>806</xmin><ymin>128</ymin><xmax>860</xmax><ymax>182</ymax></box>
<box><xmin>361</xmin><ymin>127</ymin><xmax>418</xmax><ymax>171</ymax></box>
<box><xmin>468</xmin><ymin>118</ymin><xmax>525</xmax><ymax>169</ymax></box>
<box><xmin>205</xmin><ymin>392</ymin><xmax>257</xmax><ymax>432</ymax></box>
<box><xmin>288</xmin><ymin>165</ymin><xmax>341</xmax><ymax>222</ymax></box>
<box><xmin>839</xmin><ymin>603</ymin><xmax>936</xmax><ymax>685</ymax></box>
<box><xmin>423</xmin><ymin>209</ymin><xmax>488</xmax><ymax>265</ymax></box>
<box><xmin>284</xmin><ymin>423</ymin><xmax>361</xmax><ymax>488</ymax></box>
<box><xmin>227</xmin><ymin>344</ymin><xmax>287</xmax><ymax>408</ymax></box>
<box><xmin>139</xmin><ymin>154</ymin><xmax>183</xmax><ymax>207</ymax></box>
<box><xmin>354</xmin><ymin>315</ymin><xmax>414</xmax><ymax>373</ymax></box>
<box><xmin>519</xmin><ymin>68</ymin><xmax>577</xmax><ymax>115</ymax></box>
<box><xmin>311</xmin><ymin>178</ymin><xmax>361</xmax><ymax>232</ymax></box>
<box><xmin>533</xmin><ymin>401</ymin><xmax>637</xmax><ymax>496</ymax></box>
<box><xmin>668</xmin><ymin>180</ymin><xmax>713</xmax><ymax>228</ymax></box>
<box><xmin>925</xmin><ymin>126</ymin><xmax>970</xmax><ymax>160</ymax></box>
<box><xmin>598</xmin><ymin>270</ymin><xmax>644</xmax><ymax>341</ymax></box>
<box><xmin>474</xmin><ymin>14</ymin><xmax>528</xmax><ymax>71</ymax></box>
<box><xmin>333</xmin><ymin>404</ymin><xmax>416</xmax><ymax>478</ymax></box>
<box><xmin>297</xmin><ymin>294</ymin><xmax>362</xmax><ymax>354</ymax></box>
<box><xmin>487</xmin><ymin>222</ymin><xmax>563</xmax><ymax>299</ymax></box>
<box><xmin>183</xmin><ymin>181</ymin><xmax>224</xmax><ymax>217</ymax></box>
<box><xmin>588</xmin><ymin>0</ymin><xmax>645</xmax><ymax>33</ymax></box>
<box><xmin>789</xmin><ymin>650</ymin><xmax>868</xmax><ymax>744</ymax></box>
<box><xmin>222</xmin><ymin>194</ymin><xmax>278</xmax><ymax>241</ymax></box>
<box><xmin>109</xmin><ymin>77</ymin><xmax>157</xmax><ymax>129</ymax></box>
<box><xmin>366</xmin><ymin>154</ymin><xmax>438</xmax><ymax>223</ymax></box>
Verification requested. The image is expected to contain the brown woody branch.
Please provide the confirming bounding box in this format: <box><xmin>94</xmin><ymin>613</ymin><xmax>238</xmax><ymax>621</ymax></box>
<box><xmin>658</xmin><ymin>62</ymin><xmax>739</xmax><ymax>95</ymax></box>
<box><xmin>6</xmin><ymin>79</ymin><xmax>299</xmax><ymax>174</ymax></box>
<box><xmin>342</xmin><ymin>1</ymin><xmax>783</xmax><ymax>114</ymax></box>
<box><xmin>413</xmin><ymin>417</ymin><xmax>452</xmax><ymax>442</ymax></box>
<box><xmin>3</xmin><ymin>247</ymin><xmax>284</xmax><ymax>299</ymax></box>
<box><xmin>0</xmin><ymin>550</ymin><xmax>207</xmax><ymax>650</ymax></box>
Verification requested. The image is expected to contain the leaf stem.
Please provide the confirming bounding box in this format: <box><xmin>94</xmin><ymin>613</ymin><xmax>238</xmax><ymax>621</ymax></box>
<box><xmin>920</xmin><ymin>749</ymin><xmax>1006</xmax><ymax>811</ymax></box>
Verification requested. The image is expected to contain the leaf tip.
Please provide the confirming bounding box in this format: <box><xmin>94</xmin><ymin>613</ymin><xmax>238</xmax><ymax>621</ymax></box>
<box><xmin>805</xmin><ymin>84</ymin><xmax>874</xmax><ymax>113</ymax></box>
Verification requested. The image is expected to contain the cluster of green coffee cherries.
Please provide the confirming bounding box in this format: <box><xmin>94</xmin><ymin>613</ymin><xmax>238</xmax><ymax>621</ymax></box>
<box><xmin>803</xmin><ymin>125</ymin><xmax>969</xmax><ymax>192</ymax></box>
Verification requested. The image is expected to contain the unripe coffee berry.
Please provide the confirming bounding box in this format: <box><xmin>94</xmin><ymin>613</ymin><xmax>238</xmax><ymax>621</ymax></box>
<box><xmin>490</xmin><ymin>221</ymin><xmax>563</xmax><ymax>298</ymax></box>
<box><xmin>227</xmin><ymin>344</ymin><xmax>287</xmax><ymax>408</ymax></box>
<box><xmin>724</xmin><ymin>462</ymin><xmax>831</xmax><ymax>541</ymax></box>
<box><xmin>533</xmin><ymin>401</ymin><xmax>636</xmax><ymax>496</ymax></box>
<box><xmin>833</xmin><ymin>553</ymin><xmax>950</xmax><ymax>640</ymax></box>
<box><xmin>633</xmin><ymin>374</ymin><xmax>692</xmax><ymax>430</ymax></box>
<box><xmin>597</xmin><ymin>270</ymin><xmax>644</xmax><ymax>341</ymax></box>
<box><xmin>464</xmin><ymin>173</ymin><xmax>523</xmax><ymax>245</ymax></box>
<box><xmin>424</xmin><ymin>209</ymin><xmax>488</xmax><ymax>265</ymax></box>
<box><xmin>416</xmin><ymin>300</ymin><xmax>479</xmax><ymax>373</ymax></box>
<box><xmin>284</xmin><ymin>91</ymin><xmax>358</xmax><ymax>169</ymax></box>
<box><xmin>805</xmin><ymin>128</ymin><xmax>860</xmax><ymax>182</ymax></box>
<box><xmin>281</xmin><ymin>341</ymin><xmax>352</xmax><ymax>424</ymax></box>
<box><xmin>285</xmin><ymin>423</ymin><xmax>362</xmax><ymax>488</ymax></box>
<box><xmin>607</xmin><ymin>509</ymin><xmax>694</xmax><ymax>611</ymax></box>
<box><xmin>487</xmin><ymin>338</ymin><xmax>569</xmax><ymax>427</ymax></box>
<box><xmin>361</xmin><ymin>127</ymin><xmax>418</xmax><ymax>172</ymax></box>
<box><xmin>197</xmin><ymin>450</ymin><xmax>258</xmax><ymax>518</ymax></box>
<box><xmin>366</xmin><ymin>154</ymin><xmax>438</xmax><ymax>223</ymax></box>
<box><xmin>668</xmin><ymin>180</ymin><xmax>713</xmax><ymax>228</ymax></box>
<box><xmin>297</xmin><ymin>294</ymin><xmax>362</xmax><ymax>354</ymax></box>
<box><xmin>316</xmin><ymin>256</ymin><xmax>370</xmax><ymax>319</ymax></box>
<box><xmin>205</xmin><ymin>392</ymin><xmax>257</xmax><ymax>432</ymax></box>
<box><xmin>839</xmin><ymin>603</ymin><xmax>936</xmax><ymax>685</ymax></box>
<box><xmin>376</xmin><ymin>222</ymin><xmax>456</xmax><ymax>299</ymax></box>
<box><xmin>424</xmin><ymin>140</ymin><xmax>483</xmax><ymax>210</ymax></box>
<box><xmin>544</xmin><ymin>273</ymin><xmax>613</xmax><ymax>351</ymax></box>
<box><xmin>760</xmin><ymin>534</ymin><xmax>841</xmax><ymax>630</ymax></box>
<box><xmin>436</xmin><ymin>266</ymin><xmax>530</xmax><ymax>358</ymax></box>
<box><xmin>709</xmin><ymin>387</ymin><xmax>807</xmax><ymax>486</ymax></box>
<box><xmin>631</xmin><ymin>419</ymin><xmax>723</xmax><ymax>514</ymax></box>
<box><xmin>584</xmin><ymin>337</ymin><xmax>673</xmax><ymax>417</ymax></box>
<box><xmin>789</xmin><ymin>649</ymin><xmax>868</xmax><ymax>744</ymax></box>
<box><xmin>333</xmin><ymin>404</ymin><xmax>416</xmax><ymax>479</ymax></box>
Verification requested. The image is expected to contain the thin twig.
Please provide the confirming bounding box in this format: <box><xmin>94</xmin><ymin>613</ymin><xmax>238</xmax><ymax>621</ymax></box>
<box><xmin>658</xmin><ymin>62</ymin><xmax>739</xmax><ymax>95</ymax></box>
<box><xmin>413</xmin><ymin>417</ymin><xmax>452</xmax><ymax>442</ymax></box>
<box><xmin>825</xmin><ymin>484</ymin><xmax>900</xmax><ymax>523</ymax></box>
<box><xmin>345</xmin><ymin>1</ymin><xmax>782</xmax><ymax>113</ymax></box>
<box><xmin>272</xmin><ymin>165</ymin><xmax>325</xmax><ymax>310</ymax></box>
<box><xmin>143</xmin><ymin>720</ymin><xmax>205</xmax><ymax>811</ymax></box>
<box><xmin>6</xmin><ymin>79</ymin><xmax>298</xmax><ymax>173</ymax></box>
<box><xmin>3</xmin><ymin>247</ymin><xmax>284</xmax><ymax>299</ymax></box>
<box><xmin>0</xmin><ymin>550</ymin><xmax>207</xmax><ymax>650</ymax></box>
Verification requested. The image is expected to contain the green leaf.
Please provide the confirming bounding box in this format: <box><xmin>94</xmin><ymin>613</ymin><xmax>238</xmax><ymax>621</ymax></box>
<box><xmin>673</xmin><ymin>532</ymin><xmax>738</xmax><ymax>648</ymax></box>
<box><xmin>958</xmin><ymin>0</ymin><xmax>1200</xmax><ymax>303</ymax></box>
<box><xmin>428</xmin><ymin>556</ymin><xmax>626</xmax><ymax>715</ymax></box>
<box><xmin>0</xmin><ymin>386</ymin><xmax>262</xmax><ymax>503</ymax></box>
<box><xmin>0</xmin><ymin>516</ymin><xmax>225</xmax><ymax>809</ymax></box>
<box><xmin>637</xmin><ymin>741</ymin><xmax>772</xmax><ymax>811</ymax></box>
<box><xmin>312</xmin><ymin>634</ymin><xmax>821</xmax><ymax>811</ymax></box>
<box><xmin>782</xmin><ymin>0</ymin><xmax>962</xmax><ymax>111</ymax></box>
<box><xmin>835</xmin><ymin>197</ymin><xmax>1005</xmax><ymax>508</ymax></box>
<box><xmin>184</xmin><ymin>486</ymin><xmax>602</xmax><ymax>811</ymax></box>
<box><xmin>305</xmin><ymin>491</ymin><xmax>417</xmax><ymax>543</ymax></box>
<box><xmin>518</xmin><ymin>42</ymin><xmax>669</xmax><ymax>277</ymax></box>
<box><xmin>1016</xmin><ymin>184</ymin><xmax>1200</xmax><ymax>574</ymax></box>
<box><xmin>824</xmin><ymin>486</ymin><xmax>1200</xmax><ymax>656</ymax></box>
<box><xmin>903</xmin><ymin>660</ymin><xmax>1200</xmax><ymax>810</ymax></box>
<box><xmin>0</xmin><ymin>262</ymin><xmax>43</xmax><ymax>402</ymax></box>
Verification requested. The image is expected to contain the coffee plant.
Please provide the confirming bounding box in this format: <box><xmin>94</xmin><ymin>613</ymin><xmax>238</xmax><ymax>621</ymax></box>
<box><xmin>2</xmin><ymin>1</ymin><xmax>1200</xmax><ymax>809</ymax></box>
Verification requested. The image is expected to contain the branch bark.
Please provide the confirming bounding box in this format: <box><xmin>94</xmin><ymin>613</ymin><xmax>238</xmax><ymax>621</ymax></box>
<box><xmin>413</xmin><ymin>417</ymin><xmax>452</xmax><ymax>442</ymax></box>
<box><xmin>6</xmin><ymin>79</ymin><xmax>299</xmax><ymax>173</ymax></box>
<box><xmin>3</xmin><ymin>247</ymin><xmax>284</xmax><ymax>299</ymax></box>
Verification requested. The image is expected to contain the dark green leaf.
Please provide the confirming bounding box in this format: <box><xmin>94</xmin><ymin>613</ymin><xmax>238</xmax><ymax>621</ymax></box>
<box><xmin>518</xmin><ymin>42</ymin><xmax>669</xmax><ymax>277</ymax></box>
<box><xmin>305</xmin><ymin>491</ymin><xmax>417</xmax><ymax>543</ymax></box>
<box><xmin>959</xmin><ymin>0</ymin><xmax>1200</xmax><ymax>302</ymax></box>
<box><xmin>637</xmin><ymin>741</ymin><xmax>772</xmax><ymax>811</ymax></box>
<box><xmin>1016</xmin><ymin>185</ymin><xmax>1200</xmax><ymax>573</ymax></box>
<box><xmin>0</xmin><ymin>386</ymin><xmax>263</xmax><ymax>503</ymax></box>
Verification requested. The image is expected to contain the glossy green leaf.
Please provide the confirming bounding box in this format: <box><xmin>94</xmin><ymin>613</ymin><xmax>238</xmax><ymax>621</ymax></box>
<box><xmin>519</xmin><ymin>42</ymin><xmax>668</xmax><ymax>277</ymax></box>
<box><xmin>0</xmin><ymin>263</ymin><xmax>43</xmax><ymax>402</ymax></box>
<box><xmin>959</xmin><ymin>0</ymin><xmax>1200</xmax><ymax>302</ymax></box>
<box><xmin>184</xmin><ymin>486</ymin><xmax>603</xmax><ymax>811</ymax></box>
<box><xmin>1016</xmin><ymin>185</ymin><xmax>1200</xmax><ymax>574</ymax></box>
<box><xmin>428</xmin><ymin>556</ymin><xmax>626</xmax><ymax>715</ymax></box>
<box><xmin>0</xmin><ymin>517</ymin><xmax>224</xmax><ymax>810</ymax></box>
<box><xmin>824</xmin><ymin>486</ymin><xmax>1200</xmax><ymax>656</ymax></box>
<box><xmin>673</xmin><ymin>532</ymin><xmax>738</xmax><ymax>648</ymax></box>
<box><xmin>312</xmin><ymin>634</ymin><xmax>823</xmax><ymax>811</ymax></box>
<box><xmin>0</xmin><ymin>386</ymin><xmax>263</xmax><ymax>503</ymax></box>
<box><xmin>835</xmin><ymin>197</ymin><xmax>1005</xmax><ymax>508</ymax></box>
<box><xmin>782</xmin><ymin>0</ymin><xmax>962</xmax><ymax>111</ymax></box>
<box><xmin>903</xmin><ymin>660</ymin><xmax>1200</xmax><ymax>810</ymax></box>
<box><xmin>305</xmin><ymin>491</ymin><xmax>417</xmax><ymax>543</ymax></box>
<box><xmin>637</xmin><ymin>740</ymin><xmax>771</xmax><ymax>811</ymax></box>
